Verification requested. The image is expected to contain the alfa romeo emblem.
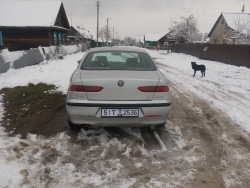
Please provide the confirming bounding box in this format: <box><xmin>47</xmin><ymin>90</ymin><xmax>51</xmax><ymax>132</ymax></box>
<box><xmin>118</xmin><ymin>80</ymin><xmax>124</xmax><ymax>87</ymax></box>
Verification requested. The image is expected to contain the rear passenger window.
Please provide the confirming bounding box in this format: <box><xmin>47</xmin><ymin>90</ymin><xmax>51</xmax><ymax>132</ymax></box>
<box><xmin>81</xmin><ymin>51</ymin><xmax>156</xmax><ymax>71</ymax></box>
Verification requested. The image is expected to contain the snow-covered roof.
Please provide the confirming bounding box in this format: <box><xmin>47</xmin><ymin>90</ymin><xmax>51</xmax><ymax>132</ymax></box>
<box><xmin>75</xmin><ymin>27</ymin><xmax>92</xmax><ymax>39</ymax></box>
<box><xmin>144</xmin><ymin>34</ymin><xmax>160</xmax><ymax>41</ymax></box>
<box><xmin>0</xmin><ymin>1</ymin><xmax>62</xmax><ymax>27</ymax></box>
<box><xmin>208</xmin><ymin>12</ymin><xmax>250</xmax><ymax>37</ymax></box>
<box><xmin>144</xmin><ymin>30</ymin><xmax>171</xmax><ymax>42</ymax></box>
<box><xmin>222</xmin><ymin>12</ymin><xmax>250</xmax><ymax>31</ymax></box>
<box><xmin>91</xmin><ymin>33</ymin><xmax>112</xmax><ymax>43</ymax></box>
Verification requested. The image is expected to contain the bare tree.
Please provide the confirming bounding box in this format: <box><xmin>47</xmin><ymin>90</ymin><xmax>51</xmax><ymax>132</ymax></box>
<box><xmin>203</xmin><ymin>33</ymin><xmax>209</xmax><ymax>41</ymax></box>
<box><xmin>171</xmin><ymin>15</ymin><xmax>202</xmax><ymax>43</ymax></box>
<box><xmin>123</xmin><ymin>36</ymin><xmax>135</xmax><ymax>46</ymax></box>
<box><xmin>224</xmin><ymin>16</ymin><xmax>250</xmax><ymax>45</ymax></box>
<box><xmin>99</xmin><ymin>26</ymin><xmax>112</xmax><ymax>45</ymax></box>
<box><xmin>88</xmin><ymin>33</ymin><xmax>94</xmax><ymax>40</ymax></box>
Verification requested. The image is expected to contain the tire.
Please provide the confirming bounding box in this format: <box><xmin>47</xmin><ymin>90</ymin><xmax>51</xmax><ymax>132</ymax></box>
<box><xmin>67</xmin><ymin>119</ymin><xmax>81</xmax><ymax>129</ymax></box>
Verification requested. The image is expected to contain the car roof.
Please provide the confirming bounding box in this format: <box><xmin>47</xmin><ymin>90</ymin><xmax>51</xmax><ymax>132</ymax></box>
<box><xmin>88</xmin><ymin>46</ymin><xmax>147</xmax><ymax>53</ymax></box>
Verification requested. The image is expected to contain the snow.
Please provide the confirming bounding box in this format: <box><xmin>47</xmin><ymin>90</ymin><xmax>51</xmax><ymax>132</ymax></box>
<box><xmin>222</xmin><ymin>12</ymin><xmax>250</xmax><ymax>31</ymax></box>
<box><xmin>144</xmin><ymin>30</ymin><xmax>170</xmax><ymax>42</ymax></box>
<box><xmin>74</xmin><ymin>27</ymin><xmax>93</xmax><ymax>40</ymax></box>
<box><xmin>0</xmin><ymin>52</ymin><xmax>84</xmax><ymax>94</ymax></box>
<box><xmin>147</xmin><ymin>49</ymin><xmax>250</xmax><ymax>132</ymax></box>
<box><xmin>0</xmin><ymin>48</ymin><xmax>250</xmax><ymax>187</ymax></box>
<box><xmin>0</xmin><ymin>1</ymin><xmax>62</xmax><ymax>27</ymax></box>
<box><xmin>0</xmin><ymin>47</ymin><xmax>249</xmax><ymax>132</ymax></box>
<box><xmin>0</xmin><ymin>49</ymin><xmax>26</xmax><ymax>62</ymax></box>
<box><xmin>136</xmin><ymin>36</ymin><xmax>144</xmax><ymax>43</ymax></box>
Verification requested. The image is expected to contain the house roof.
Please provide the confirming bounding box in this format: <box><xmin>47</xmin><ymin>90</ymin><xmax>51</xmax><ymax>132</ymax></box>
<box><xmin>222</xmin><ymin>12</ymin><xmax>250</xmax><ymax>30</ymax></box>
<box><xmin>0</xmin><ymin>1</ymin><xmax>64</xmax><ymax>27</ymax></box>
<box><xmin>208</xmin><ymin>12</ymin><xmax>250</xmax><ymax>37</ymax></box>
<box><xmin>74</xmin><ymin>27</ymin><xmax>92</xmax><ymax>39</ymax></box>
<box><xmin>144</xmin><ymin>30</ymin><xmax>171</xmax><ymax>42</ymax></box>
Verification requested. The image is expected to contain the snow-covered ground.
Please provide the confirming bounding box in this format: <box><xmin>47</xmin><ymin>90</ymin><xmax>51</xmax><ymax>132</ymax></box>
<box><xmin>148</xmin><ymin>49</ymin><xmax>250</xmax><ymax>133</ymax></box>
<box><xmin>0</xmin><ymin>48</ymin><xmax>249</xmax><ymax>187</ymax></box>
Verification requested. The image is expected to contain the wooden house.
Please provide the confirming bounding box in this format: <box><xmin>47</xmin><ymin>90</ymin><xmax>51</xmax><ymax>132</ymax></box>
<box><xmin>0</xmin><ymin>1</ymin><xmax>70</xmax><ymax>51</ymax></box>
<box><xmin>208</xmin><ymin>12</ymin><xmax>250</xmax><ymax>44</ymax></box>
<box><xmin>67</xmin><ymin>26</ymin><xmax>93</xmax><ymax>45</ymax></box>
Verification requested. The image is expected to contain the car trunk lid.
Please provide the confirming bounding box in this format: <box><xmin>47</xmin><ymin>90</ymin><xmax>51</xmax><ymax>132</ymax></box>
<box><xmin>80</xmin><ymin>70</ymin><xmax>159</xmax><ymax>101</ymax></box>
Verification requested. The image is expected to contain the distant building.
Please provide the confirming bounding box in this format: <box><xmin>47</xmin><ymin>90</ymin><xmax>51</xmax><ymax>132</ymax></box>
<box><xmin>144</xmin><ymin>30</ymin><xmax>176</xmax><ymax>47</ymax></box>
<box><xmin>0</xmin><ymin>1</ymin><xmax>70</xmax><ymax>51</ymax></box>
<box><xmin>208</xmin><ymin>12</ymin><xmax>250</xmax><ymax>44</ymax></box>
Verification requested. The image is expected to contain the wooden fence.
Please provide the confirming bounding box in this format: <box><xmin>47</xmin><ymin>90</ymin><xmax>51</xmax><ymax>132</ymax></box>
<box><xmin>172</xmin><ymin>44</ymin><xmax>250</xmax><ymax>68</ymax></box>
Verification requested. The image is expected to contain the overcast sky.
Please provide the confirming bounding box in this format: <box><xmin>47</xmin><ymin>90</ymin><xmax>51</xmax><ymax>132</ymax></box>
<box><xmin>7</xmin><ymin>0</ymin><xmax>250</xmax><ymax>39</ymax></box>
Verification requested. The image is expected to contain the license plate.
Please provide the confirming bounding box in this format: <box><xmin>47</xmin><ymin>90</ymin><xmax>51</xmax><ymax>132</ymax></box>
<box><xmin>101</xmin><ymin>109</ymin><xmax>138</xmax><ymax>117</ymax></box>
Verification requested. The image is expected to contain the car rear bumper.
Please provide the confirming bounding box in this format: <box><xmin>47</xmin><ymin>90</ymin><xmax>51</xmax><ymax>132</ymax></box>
<box><xmin>66</xmin><ymin>101</ymin><xmax>171</xmax><ymax>128</ymax></box>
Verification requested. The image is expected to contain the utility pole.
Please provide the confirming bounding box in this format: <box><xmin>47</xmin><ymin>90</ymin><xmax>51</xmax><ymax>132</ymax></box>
<box><xmin>107</xmin><ymin>18</ymin><xmax>111</xmax><ymax>46</ymax></box>
<box><xmin>96</xmin><ymin>1</ymin><xmax>100</xmax><ymax>47</ymax></box>
<box><xmin>116</xmin><ymin>32</ymin><xmax>118</xmax><ymax>45</ymax></box>
<box><xmin>113</xmin><ymin>27</ymin><xmax>114</xmax><ymax>45</ymax></box>
<box><xmin>70</xmin><ymin>14</ymin><xmax>72</xmax><ymax>26</ymax></box>
<box><xmin>242</xmin><ymin>4</ymin><xmax>245</xmax><ymax>13</ymax></box>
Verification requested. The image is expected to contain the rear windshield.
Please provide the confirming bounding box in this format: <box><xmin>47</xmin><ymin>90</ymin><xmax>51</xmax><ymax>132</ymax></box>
<box><xmin>80</xmin><ymin>51</ymin><xmax>157</xmax><ymax>71</ymax></box>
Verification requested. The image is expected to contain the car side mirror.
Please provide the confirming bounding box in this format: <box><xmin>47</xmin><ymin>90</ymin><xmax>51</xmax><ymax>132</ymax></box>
<box><xmin>77</xmin><ymin>60</ymin><xmax>81</xmax><ymax>64</ymax></box>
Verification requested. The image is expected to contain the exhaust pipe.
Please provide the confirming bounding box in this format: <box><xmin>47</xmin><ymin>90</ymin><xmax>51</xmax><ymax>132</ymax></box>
<box><xmin>83</xmin><ymin>124</ymin><xmax>91</xmax><ymax>130</ymax></box>
<box><xmin>82</xmin><ymin>125</ymin><xmax>101</xmax><ymax>131</ymax></box>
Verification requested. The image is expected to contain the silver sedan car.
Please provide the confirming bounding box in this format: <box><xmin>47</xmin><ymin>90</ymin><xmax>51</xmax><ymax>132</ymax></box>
<box><xmin>66</xmin><ymin>47</ymin><xmax>171</xmax><ymax>129</ymax></box>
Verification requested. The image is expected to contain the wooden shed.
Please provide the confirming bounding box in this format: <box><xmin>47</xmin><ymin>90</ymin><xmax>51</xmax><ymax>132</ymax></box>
<box><xmin>0</xmin><ymin>1</ymin><xmax>70</xmax><ymax>51</ymax></box>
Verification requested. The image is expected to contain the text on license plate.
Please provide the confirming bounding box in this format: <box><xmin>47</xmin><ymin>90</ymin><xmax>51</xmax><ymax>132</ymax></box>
<box><xmin>101</xmin><ymin>109</ymin><xmax>138</xmax><ymax>117</ymax></box>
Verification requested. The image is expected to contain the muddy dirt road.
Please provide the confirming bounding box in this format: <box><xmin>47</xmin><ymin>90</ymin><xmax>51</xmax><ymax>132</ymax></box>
<box><xmin>1</xmin><ymin>64</ymin><xmax>250</xmax><ymax>188</ymax></box>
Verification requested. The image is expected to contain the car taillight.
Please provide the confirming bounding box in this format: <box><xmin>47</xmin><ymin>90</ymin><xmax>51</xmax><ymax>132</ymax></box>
<box><xmin>69</xmin><ymin>85</ymin><xmax>85</xmax><ymax>92</ymax></box>
<box><xmin>155</xmin><ymin>86</ymin><xmax>169</xmax><ymax>92</ymax></box>
<box><xmin>138</xmin><ymin>86</ymin><xmax>169</xmax><ymax>92</ymax></box>
<box><xmin>84</xmin><ymin>86</ymin><xmax>103</xmax><ymax>92</ymax></box>
<box><xmin>69</xmin><ymin>85</ymin><xmax>103</xmax><ymax>92</ymax></box>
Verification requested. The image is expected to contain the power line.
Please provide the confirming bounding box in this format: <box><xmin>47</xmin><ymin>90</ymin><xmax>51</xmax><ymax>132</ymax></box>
<box><xmin>64</xmin><ymin>2</ymin><xmax>250</xmax><ymax>7</ymax></box>
<box><xmin>81</xmin><ymin>5</ymin><xmax>96</xmax><ymax>24</ymax></box>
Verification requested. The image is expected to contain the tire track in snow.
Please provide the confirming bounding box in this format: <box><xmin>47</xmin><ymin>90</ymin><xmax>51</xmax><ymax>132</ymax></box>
<box><xmin>156</xmin><ymin>62</ymin><xmax>250</xmax><ymax>132</ymax></box>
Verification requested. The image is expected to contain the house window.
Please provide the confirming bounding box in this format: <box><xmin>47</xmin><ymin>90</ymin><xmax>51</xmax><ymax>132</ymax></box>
<box><xmin>221</xmin><ymin>19</ymin><xmax>224</xmax><ymax>24</ymax></box>
<box><xmin>58</xmin><ymin>32</ymin><xmax>61</xmax><ymax>45</ymax></box>
<box><xmin>214</xmin><ymin>39</ymin><xmax>218</xmax><ymax>44</ymax></box>
<box><xmin>54</xmin><ymin>31</ymin><xmax>58</xmax><ymax>46</ymax></box>
<box><xmin>62</xmin><ymin>33</ymin><xmax>65</xmax><ymax>44</ymax></box>
<box><xmin>0</xmin><ymin>31</ymin><xmax>3</xmax><ymax>46</ymax></box>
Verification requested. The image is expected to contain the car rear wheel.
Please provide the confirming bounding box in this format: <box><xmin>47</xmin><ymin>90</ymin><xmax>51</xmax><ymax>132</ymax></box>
<box><xmin>67</xmin><ymin>119</ymin><xmax>81</xmax><ymax>129</ymax></box>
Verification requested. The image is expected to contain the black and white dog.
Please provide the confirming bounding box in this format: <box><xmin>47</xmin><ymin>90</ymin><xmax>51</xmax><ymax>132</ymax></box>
<box><xmin>191</xmin><ymin>62</ymin><xmax>206</xmax><ymax>77</ymax></box>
